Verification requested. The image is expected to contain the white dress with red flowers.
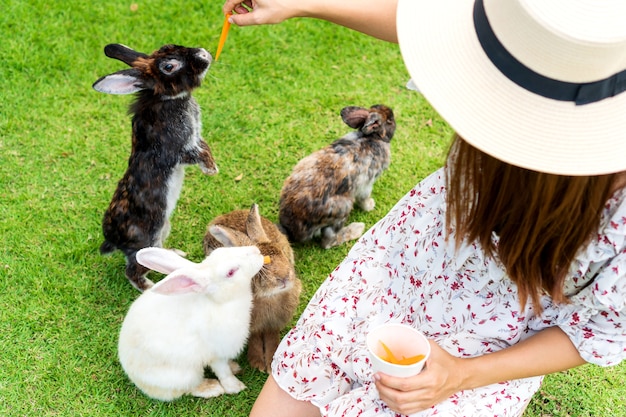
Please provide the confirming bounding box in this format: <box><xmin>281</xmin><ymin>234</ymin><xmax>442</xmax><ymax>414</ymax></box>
<box><xmin>271</xmin><ymin>168</ymin><xmax>626</xmax><ymax>417</ymax></box>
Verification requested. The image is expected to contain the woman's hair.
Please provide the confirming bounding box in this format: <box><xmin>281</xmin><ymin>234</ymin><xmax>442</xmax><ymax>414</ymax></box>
<box><xmin>446</xmin><ymin>134</ymin><xmax>619</xmax><ymax>311</ymax></box>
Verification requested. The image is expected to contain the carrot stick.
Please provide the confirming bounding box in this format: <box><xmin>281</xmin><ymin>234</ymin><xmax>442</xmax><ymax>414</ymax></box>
<box><xmin>215</xmin><ymin>13</ymin><xmax>232</xmax><ymax>61</ymax></box>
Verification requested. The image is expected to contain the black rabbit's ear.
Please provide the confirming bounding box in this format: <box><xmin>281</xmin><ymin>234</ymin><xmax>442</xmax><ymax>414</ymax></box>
<box><xmin>104</xmin><ymin>44</ymin><xmax>149</xmax><ymax>66</ymax></box>
<box><xmin>92</xmin><ymin>68</ymin><xmax>144</xmax><ymax>95</ymax></box>
<box><xmin>340</xmin><ymin>106</ymin><xmax>370</xmax><ymax>129</ymax></box>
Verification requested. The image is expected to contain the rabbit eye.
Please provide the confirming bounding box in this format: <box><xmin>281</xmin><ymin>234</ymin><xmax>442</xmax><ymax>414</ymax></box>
<box><xmin>159</xmin><ymin>59</ymin><xmax>182</xmax><ymax>75</ymax></box>
<box><xmin>226</xmin><ymin>267</ymin><xmax>239</xmax><ymax>278</ymax></box>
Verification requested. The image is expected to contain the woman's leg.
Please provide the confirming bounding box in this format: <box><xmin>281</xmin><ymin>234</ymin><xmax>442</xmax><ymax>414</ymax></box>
<box><xmin>250</xmin><ymin>375</ymin><xmax>322</xmax><ymax>417</ymax></box>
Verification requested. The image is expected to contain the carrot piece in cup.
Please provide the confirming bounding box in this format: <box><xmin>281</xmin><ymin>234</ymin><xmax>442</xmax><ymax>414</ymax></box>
<box><xmin>367</xmin><ymin>324</ymin><xmax>430</xmax><ymax>377</ymax></box>
<box><xmin>379</xmin><ymin>340</ymin><xmax>399</xmax><ymax>363</ymax></box>
<box><xmin>378</xmin><ymin>340</ymin><xmax>425</xmax><ymax>365</ymax></box>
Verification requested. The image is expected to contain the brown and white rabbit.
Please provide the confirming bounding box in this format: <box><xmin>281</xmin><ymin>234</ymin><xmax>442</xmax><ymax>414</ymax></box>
<box><xmin>93</xmin><ymin>43</ymin><xmax>218</xmax><ymax>291</ymax></box>
<box><xmin>118</xmin><ymin>245</ymin><xmax>265</xmax><ymax>401</ymax></box>
<box><xmin>203</xmin><ymin>203</ymin><xmax>302</xmax><ymax>372</ymax></box>
<box><xmin>279</xmin><ymin>104</ymin><xmax>396</xmax><ymax>249</ymax></box>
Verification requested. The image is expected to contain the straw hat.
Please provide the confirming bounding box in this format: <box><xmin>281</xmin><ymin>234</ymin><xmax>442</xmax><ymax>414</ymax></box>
<box><xmin>397</xmin><ymin>0</ymin><xmax>626</xmax><ymax>175</ymax></box>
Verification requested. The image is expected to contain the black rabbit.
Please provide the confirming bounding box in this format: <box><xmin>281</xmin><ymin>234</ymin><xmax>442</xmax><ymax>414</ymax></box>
<box><xmin>279</xmin><ymin>105</ymin><xmax>396</xmax><ymax>249</ymax></box>
<box><xmin>93</xmin><ymin>43</ymin><xmax>218</xmax><ymax>291</ymax></box>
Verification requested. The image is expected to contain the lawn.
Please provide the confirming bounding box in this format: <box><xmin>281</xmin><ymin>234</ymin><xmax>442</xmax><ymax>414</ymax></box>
<box><xmin>1</xmin><ymin>1</ymin><xmax>624</xmax><ymax>416</ymax></box>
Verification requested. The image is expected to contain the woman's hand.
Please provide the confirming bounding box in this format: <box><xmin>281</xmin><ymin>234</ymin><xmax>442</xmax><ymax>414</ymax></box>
<box><xmin>222</xmin><ymin>0</ymin><xmax>303</xmax><ymax>26</ymax></box>
<box><xmin>221</xmin><ymin>0</ymin><xmax>399</xmax><ymax>42</ymax></box>
<box><xmin>373</xmin><ymin>340</ymin><xmax>466</xmax><ymax>415</ymax></box>
<box><xmin>374</xmin><ymin>327</ymin><xmax>587</xmax><ymax>415</ymax></box>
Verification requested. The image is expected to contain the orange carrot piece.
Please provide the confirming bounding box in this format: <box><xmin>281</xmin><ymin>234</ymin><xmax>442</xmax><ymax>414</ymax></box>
<box><xmin>396</xmin><ymin>354</ymin><xmax>425</xmax><ymax>365</ymax></box>
<box><xmin>215</xmin><ymin>13</ymin><xmax>232</xmax><ymax>61</ymax></box>
<box><xmin>378</xmin><ymin>340</ymin><xmax>425</xmax><ymax>365</ymax></box>
<box><xmin>379</xmin><ymin>340</ymin><xmax>399</xmax><ymax>363</ymax></box>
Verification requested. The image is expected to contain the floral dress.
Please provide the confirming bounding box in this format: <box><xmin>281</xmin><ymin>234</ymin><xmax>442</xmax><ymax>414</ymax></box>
<box><xmin>271</xmin><ymin>168</ymin><xmax>626</xmax><ymax>417</ymax></box>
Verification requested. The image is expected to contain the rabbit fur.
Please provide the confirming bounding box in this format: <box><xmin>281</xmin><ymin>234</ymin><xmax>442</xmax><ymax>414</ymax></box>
<box><xmin>93</xmin><ymin>43</ymin><xmax>218</xmax><ymax>291</ymax></box>
<box><xmin>203</xmin><ymin>203</ymin><xmax>302</xmax><ymax>372</ymax></box>
<box><xmin>118</xmin><ymin>246</ymin><xmax>264</xmax><ymax>401</ymax></box>
<box><xmin>279</xmin><ymin>104</ymin><xmax>396</xmax><ymax>249</ymax></box>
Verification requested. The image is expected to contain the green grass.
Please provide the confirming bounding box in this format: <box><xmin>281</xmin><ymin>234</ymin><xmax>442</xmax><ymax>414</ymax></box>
<box><xmin>1</xmin><ymin>1</ymin><xmax>624</xmax><ymax>416</ymax></box>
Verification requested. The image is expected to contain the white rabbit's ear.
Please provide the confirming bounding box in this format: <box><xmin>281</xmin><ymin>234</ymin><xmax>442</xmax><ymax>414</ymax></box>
<box><xmin>136</xmin><ymin>248</ymin><xmax>197</xmax><ymax>275</ymax></box>
<box><xmin>209</xmin><ymin>225</ymin><xmax>252</xmax><ymax>247</ymax></box>
<box><xmin>93</xmin><ymin>69</ymin><xmax>144</xmax><ymax>95</ymax></box>
<box><xmin>151</xmin><ymin>273</ymin><xmax>203</xmax><ymax>295</ymax></box>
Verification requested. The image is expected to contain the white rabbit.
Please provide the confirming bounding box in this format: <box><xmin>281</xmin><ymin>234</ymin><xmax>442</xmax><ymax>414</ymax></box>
<box><xmin>117</xmin><ymin>246</ymin><xmax>264</xmax><ymax>401</ymax></box>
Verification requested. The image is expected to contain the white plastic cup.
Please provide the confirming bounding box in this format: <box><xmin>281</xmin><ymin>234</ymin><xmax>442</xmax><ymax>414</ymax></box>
<box><xmin>366</xmin><ymin>323</ymin><xmax>431</xmax><ymax>377</ymax></box>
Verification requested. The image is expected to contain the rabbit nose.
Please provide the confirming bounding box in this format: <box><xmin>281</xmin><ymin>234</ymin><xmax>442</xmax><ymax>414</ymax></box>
<box><xmin>197</xmin><ymin>48</ymin><xmax>212</xmax><ymax>63</ymax></box>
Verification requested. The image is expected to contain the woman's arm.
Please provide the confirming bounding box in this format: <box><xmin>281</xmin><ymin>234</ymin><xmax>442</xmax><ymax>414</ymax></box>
<box><xmin>375</xmin><ymin>326</ymin><xmax>587</xmax><ymax>415</ymax></box>
<box><xmin>222</xmin><ymin>0</ymin><xmax>399</xmax><ymax>43</ymax></box>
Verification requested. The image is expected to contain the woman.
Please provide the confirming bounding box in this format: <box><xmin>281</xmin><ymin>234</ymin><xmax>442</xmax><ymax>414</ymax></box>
<box><xmin>222</xmin><ymin>0</ymin><xmax>626</xmax><ymax>415</ymax></box>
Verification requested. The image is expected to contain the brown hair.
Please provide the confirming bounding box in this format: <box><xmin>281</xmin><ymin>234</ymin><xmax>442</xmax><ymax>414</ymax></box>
<box><xmin>445</xmin><ymin>134</ymin><xmax>619</xmax><ymax>311</ymax></box>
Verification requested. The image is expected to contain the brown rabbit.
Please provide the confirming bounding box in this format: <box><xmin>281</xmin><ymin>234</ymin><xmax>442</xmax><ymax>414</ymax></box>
<box><xmin>203</xmin><ymin>203</ymin><xmax>302</xmax><ymax>372</ymax></box>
